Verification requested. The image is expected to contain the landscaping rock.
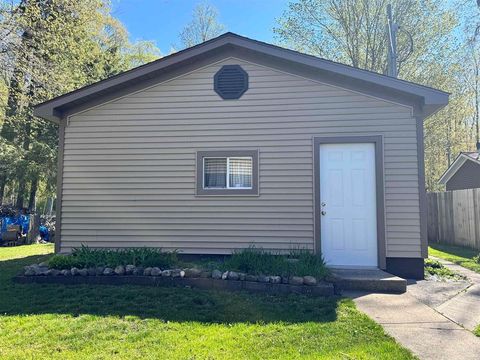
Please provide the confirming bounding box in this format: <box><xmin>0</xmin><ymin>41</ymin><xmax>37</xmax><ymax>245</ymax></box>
<box><xmin>143</xmin><ymin>267</ymin><xmax>152</xmax><ymax>276</ymax></box>
<box><xmin>281</xmin><ymin>276</ymin><xmax>289</xmax><ymax>284</ymax></box>
<box><xmin>290</xmin><ymin>276</ymin><xmax>304</xmax><ymax>286</ymax></box>
<box><xmin>133</xmin><ymin>266</ymin><xmax>144</xmax><ymax>276</ymax></box>
<box><xmin>24</xmin><ymin>267</ymin><xmax>35</xmax><ymax>276</ymax></box>
<box><xmin>161</xmin><ymin>269</ymin><xmax>171</xmax><ymax>277</ymax></box>
<box><xmin>171</xmin><ymin>269</ymin><xmax>182</xmax><ymax>278</ymax></box>
<box><xmin>71</xmin><ymin>267</ymin><xmax>80</xmax><ymax>276</ymax></box>
<box><xmin>270</xmin><ymin>276</ymin><xmax>281</xmax><ymax>284</ymax></box>
<box><xmin>180</xmin><ymin>270</ymin><xmax>185</xmax><ymax>278</ymax></box>
<box><xmin>151</xmin><ymin>267</ymin><xmax>161</xmax><ymax>276</ymax></box>
<box><xmin>303</xmin><ymin>276</ymin><xmax>317</xmax><ymax>286</ymax></box>
<box><xmin>45</xmin><ymin>269</ymin><xmax>53</xmax><ymax>276</ymax></box>
<box><xmin>61</xmin><ymin>269</ymin><xmax>70</xmax><ymax>276</ymax></box>
<box><xmin>200</xmin><ymin>270</ymin><xmax>212</xmax><ymax>278</ymax></box>
<box><xmin>37</xmin><ymin>267</ymin><xmax>49</xmax><ymax>276</ymax></box>
<box><xmin>39</xmin><ymin>262</ymin><xmax>49</xmax><ymax>267</ymax></box>
<box><xmin>87</xmin><ymin>268</ymin><xmax>96</xmax><ymax>276</ymax></box>
<box><xmin>50</xmin><ymin>269</ymin><xmax>61</xmax><ymax>276</ymax></box>
<box><xmin>258</xmin><ymin>275</ymin><xmax>270</xmax><ymax>283</ymax></box>
<box><xmin>114</xmin><ymin>265</ymin><xmax>125</xmax><ymax>276</ymax></box>
<box><xmin>238</xmin><ymin>273</ymin><xmax>246</xmax><ymax>281</ymax></box>
<box><xmin>221</xmin><ymin>271</ymin><xmax>229</xmax><ymax>280</ymax></box>
<box><xmin>95</xmin><ymin>267</ymin><xmax>105</xmax><ymax>276</ymax></box>
<box><xmin>184</xmin><ymin>268</ymin><xmax>202</xmax><ymax>278</ymax></box>
<box><xmin>103</xmin><ymin>267</ymin><xmax>114</xmax><ymax>276</ymax></box>
<box><xmin>125</xmin><ymin>265</ymin><xmax>136</xmax><ymax>275</ymax></box>
<box><xmin>245</xmin><ymin>274</ymin><xmax>258</xmax><ymax>282</ymax></box>
<box><xmin>227</xmin><ymin>271</ymin><xmax>239</xmax><ymax>281</ymax></box>
<box><xmin>28</xmin><ymin>264</ymin><xmax>46</xmax><ymax>276</ymax></box>
<box><xmin>78</xmin><ymin>268</ymin><xmax>89</xmax><ymax>276</ymax></box>
<box><xmin>212</xmin><ymin>270</ymin><xmax>222</xmax><ymax>279</ymax></box>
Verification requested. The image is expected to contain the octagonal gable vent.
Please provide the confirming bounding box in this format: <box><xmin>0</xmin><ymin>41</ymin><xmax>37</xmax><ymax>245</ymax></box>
<box><xmin>214</xmin><ymin>65</ymin><xmax>248</xmax><ymax>100</ymax></box>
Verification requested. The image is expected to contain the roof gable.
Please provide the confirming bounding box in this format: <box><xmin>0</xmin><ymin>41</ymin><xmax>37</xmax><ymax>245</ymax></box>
<box><xmin>34</xmin><ymin>32</ymin><xmax>449</xmax><ymax>124</ymax></box>
<box><xmin>439</xmin><ymin>152</ymin><xmax>480</xmax><ymax>185</ymax></box>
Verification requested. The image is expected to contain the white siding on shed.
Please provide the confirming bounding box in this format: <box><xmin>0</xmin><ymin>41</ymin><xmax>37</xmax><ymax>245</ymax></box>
<box><xmin>61</xmin><ymin>57</ymin><xmax>420</xmax><ymax>257</ymax></box>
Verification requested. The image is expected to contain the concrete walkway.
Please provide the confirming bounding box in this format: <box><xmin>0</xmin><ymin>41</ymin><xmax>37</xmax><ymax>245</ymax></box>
<box><xmin>431</xmin><ymin>257</ymin><xmax>480</xmax><ymax>332</ymax></box>
<box><xmin>347</xmin><ymin>259</ymin><xmax>480</xmax><ymax>360</ymax></box>
<box><xmin>349</xmin><ymin>290</ymin><xmax>480</xmax><ymax>360</ymax></box>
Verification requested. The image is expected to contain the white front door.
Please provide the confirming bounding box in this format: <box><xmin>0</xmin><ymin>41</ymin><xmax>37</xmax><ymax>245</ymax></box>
<box><xmin>319</xmin><ymin>143</ymin><xmax>378</xmax><ymax>267</ymax></box>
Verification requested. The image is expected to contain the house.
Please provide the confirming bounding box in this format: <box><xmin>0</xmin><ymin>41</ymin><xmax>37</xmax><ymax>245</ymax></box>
<box><xmin>34</xmin><ymin>33</ymin><xmax>449</xmax><ymax>279</ymax></box>
<box><xmin>438</xmin><ymin>149</ymin><xmax>480</xmax><ymax>191</ymax></box>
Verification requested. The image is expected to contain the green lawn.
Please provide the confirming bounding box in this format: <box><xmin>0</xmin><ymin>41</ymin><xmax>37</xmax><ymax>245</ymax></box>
<box><xmin>429</xmin><ymin>244</ymin><xmax>480</xmax><ymax>274</ymax></box>
<box><xmin>0</xmin><ymin>244</ymin><xmax>415</xmax><ymax>359</ymax></box>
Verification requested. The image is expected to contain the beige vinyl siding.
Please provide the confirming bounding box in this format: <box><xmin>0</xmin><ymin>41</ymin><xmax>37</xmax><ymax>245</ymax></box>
<box><xmin>61</xmin><ymin>57</ymin><xmax>420</xmax><ymax>257</ymax></box>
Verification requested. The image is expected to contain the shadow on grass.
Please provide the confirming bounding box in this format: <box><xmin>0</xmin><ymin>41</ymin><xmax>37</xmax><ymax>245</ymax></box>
<box><xmin>429</xmin><ymin>243</ymin><xmax>478</xmax><ymax>259</ymax></box>
<box><xmin>0</xmin><ymin>255</ymin><xmax>340</xmax><ymax>324</ymax></box>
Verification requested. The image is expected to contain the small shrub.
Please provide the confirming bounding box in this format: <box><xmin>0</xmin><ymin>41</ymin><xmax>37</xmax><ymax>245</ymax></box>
<box><xmin>424</xmin><ymin>258</ymin><xmax>464</xmax><ymax>280</ymax></box>
<box><xmin>48</xmin><ymin>254</ymin><xmax>82</xmax><ymax>269</ymax></box>
<box><xmin>224</xmin><ymin>247</ymin><xmax>328</xmax><ymax>279</ymax></box>
<box><xmin>291</xmin><ymin>249</ymin><xmax>329</xmax><ymax>278</ymax></box>
<box><xmin>473</xmin><ymin>254</ymin><xmax>480</xmax><ymax>264</ymax></box>
<box><xmin>47</xmin><ymin>245</ymin><xmax>178</xmax><ymax>269</ymax></box>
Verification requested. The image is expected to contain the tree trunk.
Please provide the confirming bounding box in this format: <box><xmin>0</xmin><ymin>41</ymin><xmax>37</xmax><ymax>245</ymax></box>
<box><xmin>15</xmin><ymin>109</ymin><xmax>32</xmax><ymax>210</ymax></box>
<box><xmin>28</xmin><ymin>177</ymin><xmax>38</xmax><ymax>211</ymax></box>
<box><xmin>0</xmin><ymin>174</ymin><xmax>6</xmax><ymax>205</ymax></box>
<box><xmin>15</xmin><ymin>180</ymin><xmax>25</xmax><ymax>209</ymax></box>
<box><xmin>475</xmin><ymin>64</ymin><xmax>479</xmax><ymax>145</ymax></box>
<box><xmin>16</xmin><ymin>134</ymin><xmax>30</xmax><ymax>209</ymax></box>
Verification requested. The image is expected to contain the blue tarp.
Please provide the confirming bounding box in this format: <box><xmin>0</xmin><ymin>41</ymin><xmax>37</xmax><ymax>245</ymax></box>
<box><xmin>0</xmin><ymin>215</ymin><xmax>30</xmax><ymax>238</ymax></box>
<box><xmin>39</xmin><ymin>225</ymin><xmax>49</xmax><ymax>241</ymax></box>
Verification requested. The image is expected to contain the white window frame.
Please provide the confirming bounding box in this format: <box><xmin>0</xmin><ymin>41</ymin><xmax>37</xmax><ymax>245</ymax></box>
<box><xmin>203</xmin><ymin>156</ymin><xmax>253</xmax><ymax>190</ymax></box>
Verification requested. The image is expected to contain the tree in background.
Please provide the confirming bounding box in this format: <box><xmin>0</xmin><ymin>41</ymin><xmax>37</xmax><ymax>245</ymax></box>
<box><xmin>180</xmin><ymin>2</ymin><xmax>225</xmax><ymax>48</ymax></box>
<box><xmin>463</xmin><ymin>1</ymin><xmax>480</xmax><ymax>146</ymax></box>
<box><xmin>0</xmin><ymin>0</ymin><xmax>160</xmax><ymax>209</ymax></box>
<box><xmin>274</xmin><ymin>0</ymin><xmax>476</xmax><ymax>191</ymax></box>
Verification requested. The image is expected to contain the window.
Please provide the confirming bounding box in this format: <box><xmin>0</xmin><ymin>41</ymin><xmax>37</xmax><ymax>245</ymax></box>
<box><xmin>196</xmin><ymin>150</ymin><xmax>258</xmax><ymax>195</ymax></box>
<box><xmin>204</xmin><ymin>157</ymin><xmax>252</xmax><ymax>189</ymax></box>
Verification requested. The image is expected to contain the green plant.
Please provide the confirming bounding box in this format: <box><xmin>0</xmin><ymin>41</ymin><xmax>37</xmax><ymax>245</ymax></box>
<box><xmin>473</xmin><ymin>254</ymin><xmax>480</xmax><ymax>264</ymax></box>
<box><xmin>47</xmin><ymin>254</ymin><xmax>81</xmax><ymax>269</ymax></box>
<box><xmin>47</xmin><ymin>246</ymin><xmax>179</xmax><ymax>269</ymax></box>
<box><xmin>424</xmin><ymin>258</ymin><xmax>464</xmax><ymax>280</ymax></box>
<box><xmin>224</xmin><ymin>247</ymin><xmax>329</xmax><ymax>279</ymax></box>
<box><xmin>291</xmin><ymin>249</ymin><xmax>330</xmax><ymax>278</ymax></box>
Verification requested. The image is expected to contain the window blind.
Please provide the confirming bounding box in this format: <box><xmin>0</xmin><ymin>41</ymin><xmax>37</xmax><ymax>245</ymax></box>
<box><xmin>204</xmin><ymin>158</ymin><xmax>227</xmax><ymax>188</ymax></box>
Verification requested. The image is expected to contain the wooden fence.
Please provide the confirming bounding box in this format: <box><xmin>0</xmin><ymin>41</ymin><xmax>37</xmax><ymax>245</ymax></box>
<box><xmin>427</xmin><ymin>188</ymin><xmax>480</xmax><ymax>250</ymax></box>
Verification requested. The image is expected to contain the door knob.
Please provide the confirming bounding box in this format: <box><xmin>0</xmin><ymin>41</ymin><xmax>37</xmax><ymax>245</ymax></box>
<box><xmin>321</xmin><ymin>210</ymin><xmax>327</xmax><ymax>216</ymax></box>
<box><xmin>321</xmin><ymin>202</ymin><xmax>326</xmax><ymax>207</ymax></box>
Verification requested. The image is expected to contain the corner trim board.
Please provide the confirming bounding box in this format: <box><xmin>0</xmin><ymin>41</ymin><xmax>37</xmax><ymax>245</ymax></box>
<box><xmin>55</xmin><ymin>120</ymin><xmax>66</xmax><ymax>253</ymax></box>
<box><xmin>414</xmin><ymin>109</ymin><xmax>428</xmax><ymax>258</ymax></box>
<box><xmin>313</xmin><ymin>135</ymin><xmax>387</xmax><ymax>269</ymax></box>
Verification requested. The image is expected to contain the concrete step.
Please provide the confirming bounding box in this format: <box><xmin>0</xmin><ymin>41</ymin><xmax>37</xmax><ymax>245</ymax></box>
<box><xmin>328</xmin><ymin>268</ymin><xmax>407</xmax><ymax>294</ymax></box>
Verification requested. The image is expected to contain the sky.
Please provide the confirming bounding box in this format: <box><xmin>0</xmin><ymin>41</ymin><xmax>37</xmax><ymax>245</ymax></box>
<box><xmin>112</xmin><ymin>0</ymin><xmax>290</xmax><ymax>54</ymax></box>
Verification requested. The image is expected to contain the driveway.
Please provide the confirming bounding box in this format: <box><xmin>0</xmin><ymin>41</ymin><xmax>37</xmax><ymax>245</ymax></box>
<box><xmin>347</xmin><ymin>259</ymin><xmax>480</xmax><ymax>360</ymax></box>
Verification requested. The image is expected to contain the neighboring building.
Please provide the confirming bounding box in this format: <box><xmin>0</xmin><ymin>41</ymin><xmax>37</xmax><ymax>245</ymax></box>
<box><xmin>439</xmin><ymin>150</ymin><xmax>480</xmax><ymax>191</ymax></box>
<box><xmin>34</xmin><ymin>33</ymin><xmax>449</xmax><ymax>279</ymax></box>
